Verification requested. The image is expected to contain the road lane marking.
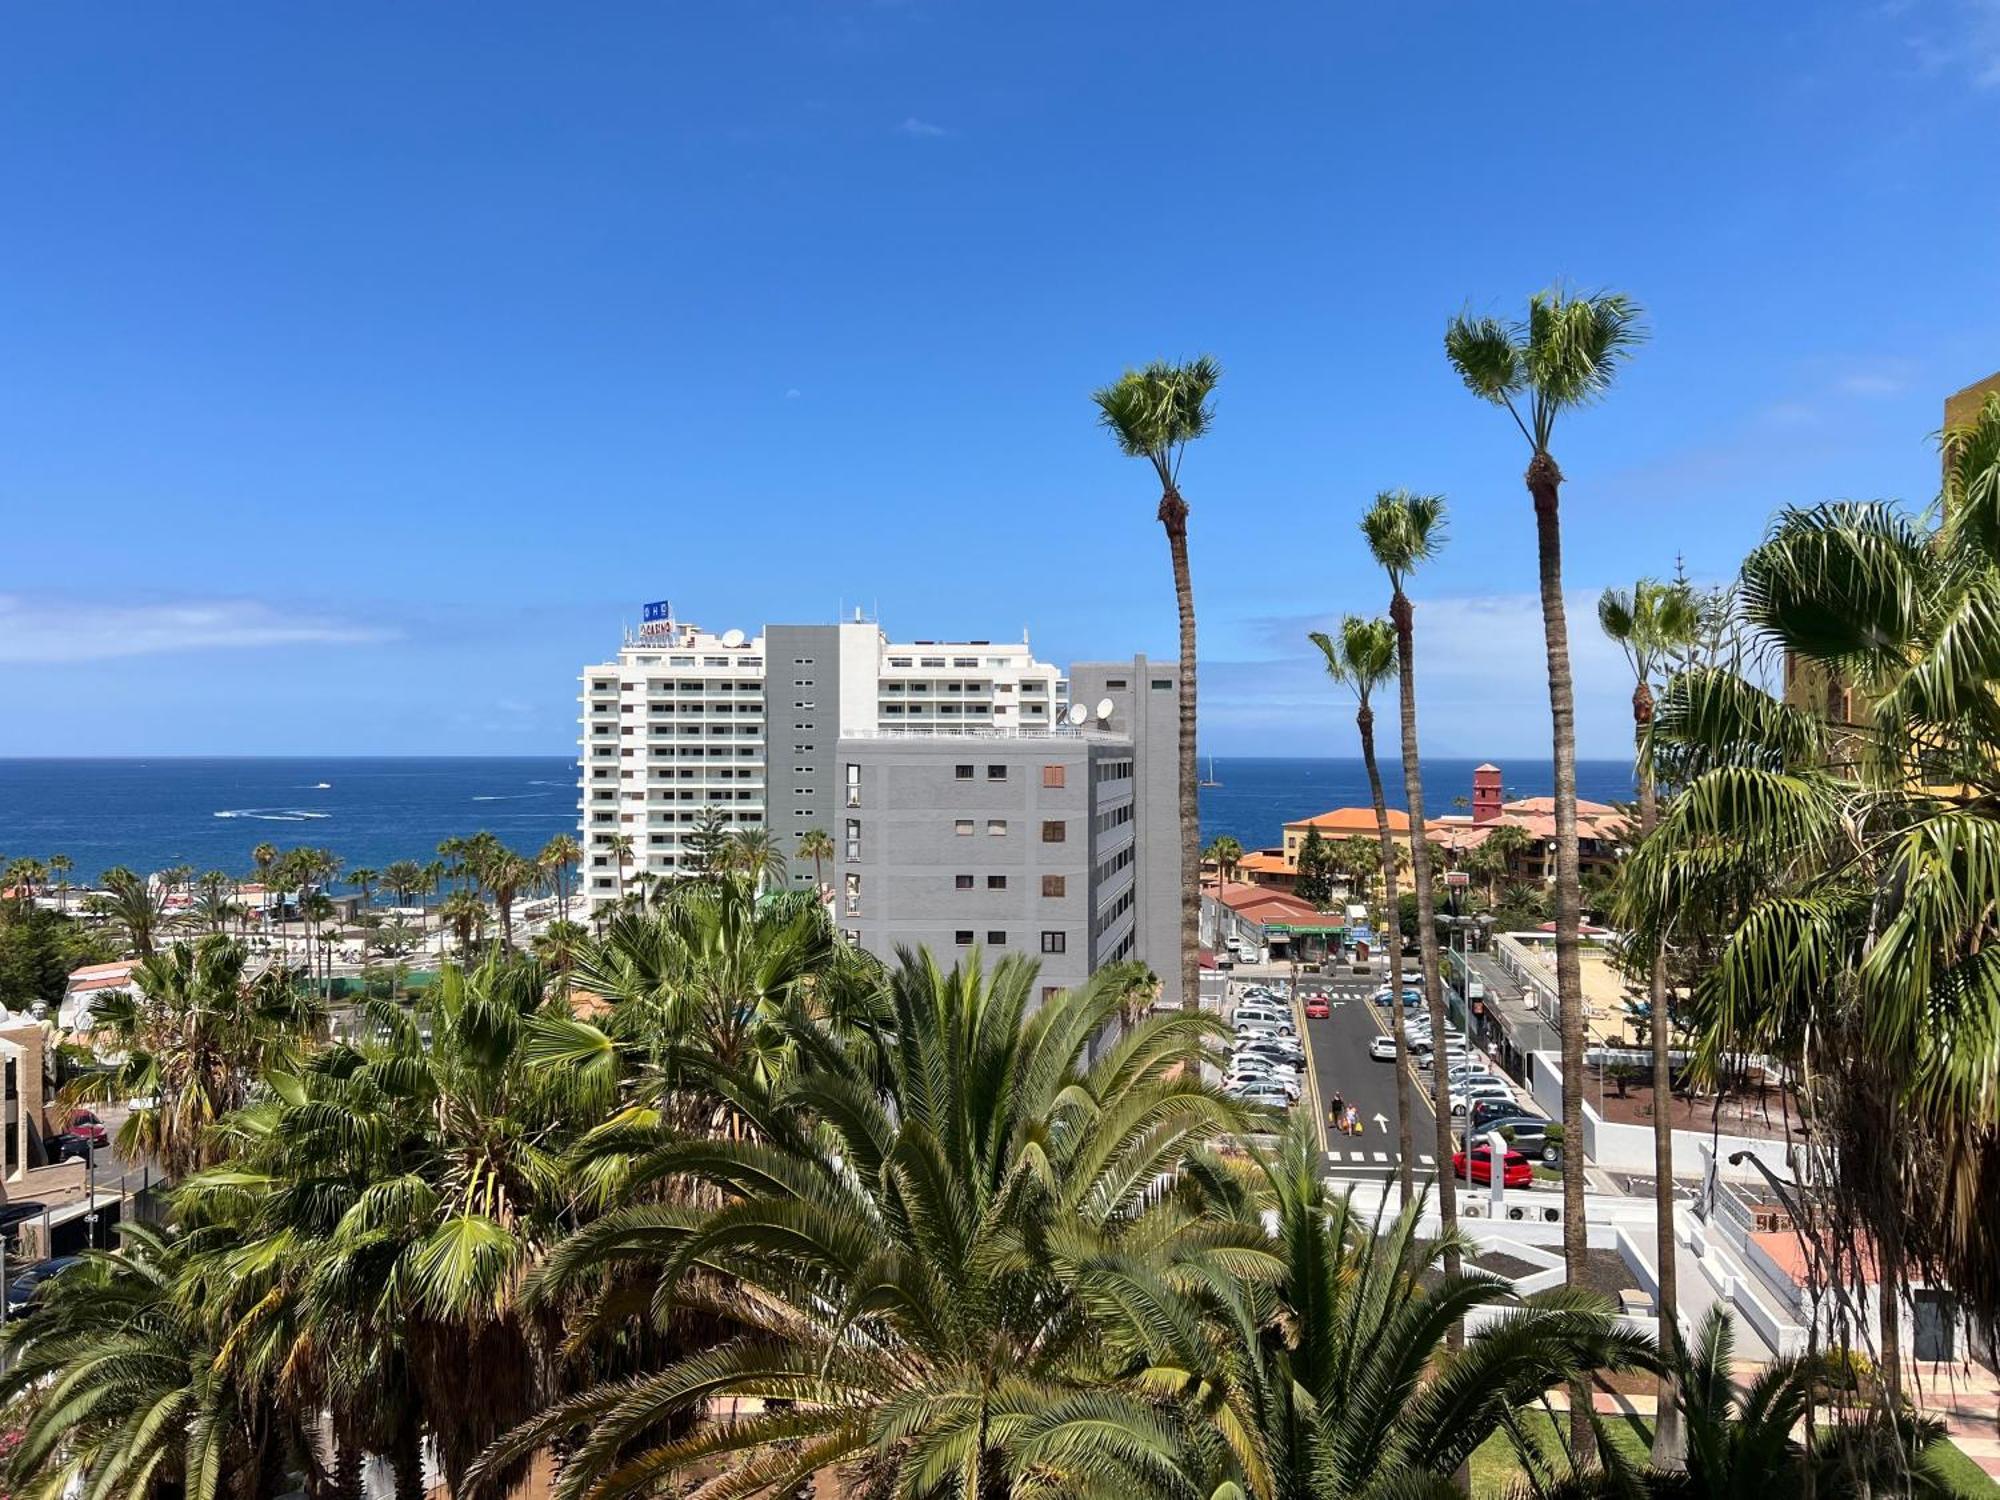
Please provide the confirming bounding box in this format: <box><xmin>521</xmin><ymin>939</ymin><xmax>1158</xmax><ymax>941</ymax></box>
<box><xmin>1372</xmin><ymin>1151</ymin><xmax>1387</xmax><ymax>1162</ymax></box>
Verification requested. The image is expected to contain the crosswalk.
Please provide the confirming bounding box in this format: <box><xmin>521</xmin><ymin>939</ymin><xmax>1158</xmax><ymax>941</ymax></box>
<box><xmin>1326</xmin><ymin>1151</ymin><xmax>1436</xmax><ymax>1166</ymax></box>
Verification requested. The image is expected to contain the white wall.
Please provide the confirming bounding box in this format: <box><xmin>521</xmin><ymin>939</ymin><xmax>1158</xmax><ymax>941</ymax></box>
<box><xmin>1528</xmin><ymin>1051</ymin><xmax>1802</xmax><ymax>1182</ymax></box>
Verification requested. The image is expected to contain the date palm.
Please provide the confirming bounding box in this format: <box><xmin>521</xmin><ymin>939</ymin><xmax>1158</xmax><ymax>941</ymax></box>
<box><xmin>1360</xmin><ymin>491</ymin><xmax>1460</xmax><ymax>1259</ymax></box>
<box><xmin>1094</xmin><ymin>355</ymin><xmax>1221</xmax><ymax>1011</ymax></box>
<box><xmin>604</xmin><ymin>831</ymin><xmax>635</xmax><ymax>913</ymax></box>
<box><xmin>1598</xmin><ymin>576</ymin><xmax>1700</xmax><ymax>1466</ymax></box>
<box><xmin>1446</xmin><ymin>287</ymin><xmax>1645</xmax><ymax>1451</ymax></box>
<box><xmin>48</xmin><ymin>851</ymin><xmax>73</xmax><ymax>912</ymax></box>
<box><xmin>87</xmin><ymin>864</ymin><xmax>169</xmax><ymax>957</ymax></box>
<box><xmin>436</xmin><ymin>888</ymin><xmax>488</xmax><ymax>961</ymax></box>
<box><xmin>725</xmin><ymin>827</ymin><xmax>787</xmax><ymax>893</ymax></box>
<box><xmin>476</xmin><ymin>952</ymin><xmax>1246</xmax><ymax>1500</ymax></box>
<box><xmin>347</xmin><ymin>865</ymin><xmax>378</xmax><ymax>910</ymax></box>
<box><xmin>1310</xmin><ymin>616</ymin><xmax>1417</xmax><ymax>1196</ymax></box>
<box><xmin>1206</xmin><ymin>833</ymin><xmax>1244</xmax><ymax>884</ymax></box>
<box><xmin>382</xmin><ymin>857</ymin><xmax>425</xmax><ymax>909</ymax></box>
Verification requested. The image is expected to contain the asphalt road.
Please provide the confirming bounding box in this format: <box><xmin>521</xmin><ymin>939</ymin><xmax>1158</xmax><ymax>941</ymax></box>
<box><xmin>1296</xmin><ymin>971</ymin><xmax>1445</xmax><ymax>1181</ymax></box>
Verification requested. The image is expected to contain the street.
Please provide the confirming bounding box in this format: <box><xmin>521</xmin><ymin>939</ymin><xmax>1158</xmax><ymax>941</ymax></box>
<box><xmin>1298</xmin><ymin>969</ymin><xmax>1442</xmax><ymax>1181</ymax></box>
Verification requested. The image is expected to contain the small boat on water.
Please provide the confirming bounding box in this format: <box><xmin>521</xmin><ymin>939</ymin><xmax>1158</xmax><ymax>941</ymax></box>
<box><xmin>1200</xmin><ymin>756</ymin><xmax>1222</xmax><ymax>788</ymax></box>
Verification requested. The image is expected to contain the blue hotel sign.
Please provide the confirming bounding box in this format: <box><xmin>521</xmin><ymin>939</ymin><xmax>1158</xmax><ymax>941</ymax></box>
<box><xmin>642</xmin><ymin>600</ymin><xmax>672</xmax><ymax>622</ymax></box>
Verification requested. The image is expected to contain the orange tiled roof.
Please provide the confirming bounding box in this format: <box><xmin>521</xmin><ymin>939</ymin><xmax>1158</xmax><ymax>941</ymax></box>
<box><xmin>1236</xmin><ymin>851</ymin><xmax>1292</xmax><ymax>875</ymax></box>
<box><xmin>1214</xmin><ymin>880</ymin><xmax>1332</xmax><ymax>924</ymax></box>
<box><xmin>66</xmin><ymin>960</ymin><xmax>137</xmax><ymax>993</ymax></box>
<box><xmin>1287</xmin><ymin>807</ymin><xmax>1411</xmax><ymax>835</ymax></box>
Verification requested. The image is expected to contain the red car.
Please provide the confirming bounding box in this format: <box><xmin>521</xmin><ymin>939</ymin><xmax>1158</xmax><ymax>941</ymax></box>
<box><xmin>1453</xmin><ymin>1144</ymin><xmax>1532</xmax><ymax>1189</ymax></box>
<box><xmin>67</xmin><ymin>1112</ymin><xmax>109</xmax><ymax>1147</ymax></box>
<box><xmin>1303</xmin><ymin>995</ymin><xmax>1330</xmax><ymax>1020</ymax></box>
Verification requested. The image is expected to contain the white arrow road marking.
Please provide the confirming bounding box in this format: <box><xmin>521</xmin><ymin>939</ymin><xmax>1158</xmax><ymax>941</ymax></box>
<box><xmin>1372</xmin><ymin>1112</ymin><xmax>1388</xmax><ymax>1131</ymax></box>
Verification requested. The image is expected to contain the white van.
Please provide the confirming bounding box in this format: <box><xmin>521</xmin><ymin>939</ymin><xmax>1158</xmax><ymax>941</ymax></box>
<box><xmin>1234</xmin><ymin>1002</ymin><xmax>1287</xmax><ymax>1027</ymax></box>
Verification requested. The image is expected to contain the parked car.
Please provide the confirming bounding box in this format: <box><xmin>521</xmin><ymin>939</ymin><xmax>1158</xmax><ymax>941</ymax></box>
<box><xmin>1369</xmin><ymin>1034</ymin><xmax>1400</xmax><ymax>1062</ymax></box>
<box><xmin>1475</xmin><ymin>1116</ymin><xmax>1559</xmax><ymax>1163</ymax></box>
<box><xmin>0</xmin><ymin>1201</ymin><xmax>46</xmax><ymax>1234</ymax></box>
<box><xmin>1470</xmin><ymin>1096</ymin><xmax>1543</xmax><ymax>1132</ymax></box>
<box><xmin>1449</xmin><ymin>1081</ymin><xmax>1516</xmax><ymax>1115</ymax></box>
<box><xmin>5</xmin><ymin>1256</ymin><xmax>82</xmax><ymax>1315</ymax></box>
<box><xmin>47</xmin><ymin>1132</ymin><xmax>95</xmax><ymax>1162</ymax></box>
<box><xmin>67</xmin><ymin>1111</ymin><xmax>109</xmax><ymax>1147</ymax></box>
<box><xmin>1231</xmin><ymin>1081</ymin><xmax>1294</xmax><ymax>1110</ymax></box>
<box><xmin>1227</xmin><ymin>1069</ymin><xmax>1300</xmax><ymax>1101</ymax></box>
<box><xmin>1373</xmin><ymin>987</ymin><xmax>1423</xmax><ymax>1009</ymax></box>
<box><xmin>1418</xmin><ymin>1046</ymin><xmax>1470</xmax><ymax>1071</ymax></box>
<box><xmin>1452</xmin><ymin>1144</ymin><xmax>1533</xmax><ymax>1189</ymax></box>
<box><xmin>1303</xmin><ymin>995</ymin><xmax>1330</xmax><ymax>1020</ymax></box>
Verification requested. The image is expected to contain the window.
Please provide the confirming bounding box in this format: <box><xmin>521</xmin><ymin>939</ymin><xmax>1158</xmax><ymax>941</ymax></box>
<box><xmin>1041</xmin><ymin>931</ymin><xmax>1067</xmax><ymax>954</ymax></box>
<box><xmin>846</xmin><ymin>762</ymin><xmax>861</xmax><ymax>807</ymax></box>
<box><xmin>1042</xmin><ymin>764</ymin><xmax>1066</xmax><ymax>788</ymax></box>
<box><xmin>1106</xmin><ymin>678</ymin><xmax>1127</xmax><ymax>689</ymax></box>
<box><xmin>1042</xmin><ymin>875</ymin><xmax>1066</xmax><ymax>898</ymax></box>
<box><xmin>987</xmin><ymin>819</ymin><xmax>1008</xmax><ymax>836</ymax></box>
<box><xmin>955</xmin><ymin>874</ymin><xmax>975</xmax><ymax>890</ymax></box>
<box><xmin>955</xmin><ymin>819</ymin><xmax>975</xmax><ymax>836</ymax></box>
<box><xmin>1041</xmin><ymin>820</ymin><xmax>1066</xmax><ymax>844</ymax></box>
<box><xmin>1151</xmin><ymin>678</ymin><xmax>1173</xmax><ymax>690</ymax></box>
<box><xmin>955</xmin><ymin>930</ymin><xmax>974</xmax><ymax>946</ymax></box>
<box><xmin>987</xmin><ymin>764</ymin><xmax>1007</xmax><ymax>781</ymax></box>
<box><xmin>986</xmin><ymin>875</ymin><xmax>1007</xmax><ymax>890</ymax></box>
<box><xmin>955</xmin><ymin>763</ymin><xmax>975</xmax><ymax>780</ymax></box>
<box><xmin>844</xmin><ymin>873</ymin><xmax>861</xmax><ymax>917</ymax></box>
<box><xmin>845</xmin><ymin>818</ymin><xmax>861</xmax><ymax>862</ymax></box>
<box><xmin>987</xmin><ymin>930</ymin><xmax>1007</xmax><ymax>946</ymax></box>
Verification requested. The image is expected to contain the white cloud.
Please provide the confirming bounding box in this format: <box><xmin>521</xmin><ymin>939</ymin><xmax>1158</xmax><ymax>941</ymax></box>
<box><xmin>895</xmin><ymin>116</ymin><xmax>949</xmax><ymax>138</ymax></box>
<box><xmin>0</xmin><ymin>595</ymin><xmax>397</xmax><ymax>664</ymax></box>
<box><xmin>1836</xmin><ymin>370</ymin><xmax>1908</xmax><ymax>397</ymax></box>
<box><xmin>784</xmin><ymin>387</ymin><xmax>802</xmax><ymax>399</ymax></box>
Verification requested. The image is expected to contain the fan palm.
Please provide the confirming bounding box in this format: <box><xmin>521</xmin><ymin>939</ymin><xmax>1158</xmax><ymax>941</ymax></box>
<box><xmin>183</xmin><ymin>954</ymin><xmax>609</xmax><ymax>1498</ymax></box>
<box><xmin>1359</xmin><ymin>490</ymin><xmax>1460</xmax><ymax>1262</ymax></box>
<box><xmin>473</xmin><ymin>951</ymin><xmax>1247</xmax><ymax>1500</ymax></box>
<box><xmin>1310</xmin><ymin>616</ymin><xmax>1417</xmax><ymax>1195</ymax></box>
<box><xmin>438</xmin><ymin>888</ymin><xmax>488</xmax><ymax>960</ymax></box>
<box><xmin>1598</xmin><ymin>577</ymin><xmax>1700</xmax><ymax>1465</ymax></box>
<box><xmin>1624</xmin><ymin>485</ymin><xmax>2000</xmax><ymax>1392</ymax></box>
<box><xmin>1094</xmin><ymin>355</ymin><xmax>1222</xmax><ymax>1011</ymax></box>
<box><xmin>69</xmin><ymin>933</ymin><xmax>324</xmax><ymax>1175</ymax></box>
<box><xmin>724</xmin><ymin>828</ymin><xmax>787</xmax><ymax>893</ymax></box>
<box><xmin>540</xmin><ymin>833</ymin><xmax>583</xmax><ymax>925</ymax></box>
<box><xmin>1446</xmin><ymin>287</ymin><xmax>1646</xmax><ymax>1450</ymax></box>
<box><xmin>1206</xmin><ymin>834</ymin><xmax>1245</xmax><ymax>885</ymax></box>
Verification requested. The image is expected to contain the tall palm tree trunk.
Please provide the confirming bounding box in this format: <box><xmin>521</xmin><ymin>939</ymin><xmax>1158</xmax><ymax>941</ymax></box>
<box><xmin>1633</xmin><ymin>679</ymin><xmax>1683</xmax><ymax>1466</ymax></box>
<box><xmin>1529</xmin><ymin>450</ymin><xmax>1594</xmax><ymax>1462</ymax></box>
<box><xmin>1391</xmin><ymin>591</ymin><xmax>1461</xmax><ymax>1297</ymax></box>
<box><xmin>1162</xmin><ymin>485</ymin><xmax>1200</xmax><ymax>1013</ymax></box>
<box><xmin>1358</xmin><ymin>703</ymin><xmax>1416</xmax><ymax>1198</ymax></box>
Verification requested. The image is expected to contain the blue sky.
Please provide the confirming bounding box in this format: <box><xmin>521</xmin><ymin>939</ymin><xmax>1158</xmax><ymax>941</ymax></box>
<box><xmin>3</xmin><ymin>2</ymin><xmax>1997</xmax><ymax>759</ymax></box>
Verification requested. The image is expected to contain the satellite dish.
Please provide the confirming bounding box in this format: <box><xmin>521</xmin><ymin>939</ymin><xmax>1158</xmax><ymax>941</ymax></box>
<box><xmin>1066</xmin><ymin>703</ymin><xmax>1089</xmax><ymax>727</ymax></box>
<box><xmin>721</xmin><ymin>629</ymin><xmax>746</xmax><ymax>648</ymax></box>
<box><xmin>1094</xmin><ymin>697</ymin><xmax>1115</xmax><ymax>721</ymax></box>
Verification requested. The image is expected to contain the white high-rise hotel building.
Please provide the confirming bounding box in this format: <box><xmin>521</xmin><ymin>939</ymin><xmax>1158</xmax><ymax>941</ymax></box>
<box><xmin>579</xmin><ymin>608</ymin><xmax>1186</xmax><ymax>1005</ymax></box>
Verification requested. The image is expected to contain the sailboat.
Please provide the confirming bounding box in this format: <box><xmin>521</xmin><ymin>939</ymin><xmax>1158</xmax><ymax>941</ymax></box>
<box><xmin>1200</xmin><ymin>756</ymin><xmax>1222</xmax><ymax>788</ymax></box>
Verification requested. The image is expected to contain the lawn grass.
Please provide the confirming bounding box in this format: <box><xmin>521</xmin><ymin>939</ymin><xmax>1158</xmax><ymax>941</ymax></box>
<box><xmin>1468</xmin><ymin>1409</ymin><xmax>1998</xmax><ymax>1496</ymax></box>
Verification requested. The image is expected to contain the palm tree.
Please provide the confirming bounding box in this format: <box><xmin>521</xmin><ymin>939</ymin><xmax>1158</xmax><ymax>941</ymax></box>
<box><xmin>1206</xmin><ymin>833</ymin><xmax>1244</xmax><ymax>885</ymax></box>
<box><xmin>1360</xmin><ymin>489</ymin><xmax>1460</xmax><ymax>1272</ymax></box>
<box><xmin>532</xmin><ymin>917</ymin><xmax>590</xmax><ymax>991</ymax></box>
<box><xmin>382</xmin><ymin>857</ymin><xmax>425</xmax><ymax>910</ymax></box>
<box><xmin>437</xmin><ymin>888</ymin><xmax>487</xmax><ymax>961</ymax></box>
<box><xmin>477</xmin><ymin>952</ymin><xmax>1246</xmax><ymax>1499</ymax></box>
<box><xmin>68</xmin><ymin>933</ymin><xmax>324</xmax><ymax>1175</ymax></box>
<box><xmin>1447</xmin><ymin>287</ymin><xmax>1646</xmax><ymax>1450</ymax></box>
<box><xmin>1094</xmin><ymin>355</ymin><xmax>1222</xmax><ymax>1012</ymax></box>
<box><xmin>1599</xmin><ymin>576</ymin><xmax>1700</xmax><ymax>1466</ymax></box>
<box><xmin>48</xmin><ymin>851</ymin><xmax>72</xmax><ymax>912</ymax></box>
<box><xmin>725</xmin><ymin>827</ymin><xmax>787</xmax><ymax>893</ymax></box>
<box><xmin>86</xmin><ymin>864</ymin><xmax>168</xmax><ymax>957</ymax></box>
<box><xmin>604</xmin><ymin>831</ymin><xmax>635</xmax><ymax>911</ymax></box>
<box><xmin>1623</xmin><ymin>438</ymin><xmax>2000</xmax><ymax>1396</ymax></box>
<box><xmin>193</xmin><ymin>868</ymin><xmax>238</xmax><ymax>935</ymax></box>
<box><xmin>538</xmin><ymin>832</ymin><xmax>582</xmax><ymax>924</ymax></box>
<box><xmin>1165</xmin><ymin>1122</ymin><xmax>1652</xmax><ymax>1500</ymax></box>
<box><xmin>794</xmin><ymin>826</ymin><xmax>833</xmax><ymax>893</ymax></box>
<box><xmin>347</xmin><ymin>865</ymin><xmax>378</xmax><ymax>910</ymax></box>
<box><xmin>483</xmin><ymin>848</ymin><xmax>535</xmax><ymax>950</ymax></box>
<box><xmin>0</xmin><ymin>1223</ymin><xmax>309</xmax><ymax>1498</ymax></box>
<box><xmin>1311</xmin><ymin>617</ymin><xmax>1418</xmax><ymax>1196</ymax></box>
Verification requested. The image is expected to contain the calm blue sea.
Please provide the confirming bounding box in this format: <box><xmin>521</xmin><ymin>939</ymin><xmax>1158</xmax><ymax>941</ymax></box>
<box><xmin>0</xmin><ymin>758</ymin><xmax>581</xmax><ymax>887</ymax></box>
<box><xmin>0</xmin><ymin>755</ymin><xmax>1636</xmax><ymax>888</ymax></box>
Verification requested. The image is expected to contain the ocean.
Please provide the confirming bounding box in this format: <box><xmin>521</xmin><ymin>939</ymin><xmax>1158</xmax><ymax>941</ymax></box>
<box><xmin>0</xmin><ymin>755</ymin><xmax>1637</xmax><ymax>888</ymax></box>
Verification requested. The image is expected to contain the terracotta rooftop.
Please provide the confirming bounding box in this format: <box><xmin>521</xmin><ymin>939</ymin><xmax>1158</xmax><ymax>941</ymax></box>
<box><xmin>1287</xmin><ymin>807</ymin><xmax>1410</xmax><ymax>835</ymax></box>
<box><xmin>65</xmin><ymin>960</ymin><xmax>138</xmax><ymax>993</ymax></box>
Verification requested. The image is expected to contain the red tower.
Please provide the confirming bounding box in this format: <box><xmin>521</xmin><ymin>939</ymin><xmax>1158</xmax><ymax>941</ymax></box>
<box><xmin>1472</xmin><ymin>763</ymin><xmax>1502</xmax><ymax>825</ymax></box>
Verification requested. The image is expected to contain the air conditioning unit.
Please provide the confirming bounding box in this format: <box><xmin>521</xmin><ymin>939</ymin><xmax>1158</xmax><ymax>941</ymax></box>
<box><xmin>1542</xmin><ymin>1206</ymin><xmax>1562</xmax><ymax>1224</ymax></box>
<box><xmin>1462</xmin><ymin>1199</ymin><xmax>1485</xmax><ymax>1219</ymax></box>
<box><xmin>1507</xmin><ymin>1205</ymin><xmax>1528</xmax><ymax>1221</ymax></box>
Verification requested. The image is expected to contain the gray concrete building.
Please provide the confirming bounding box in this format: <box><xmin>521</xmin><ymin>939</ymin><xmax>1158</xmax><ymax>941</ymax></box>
<box><xmin>1069</xmin><ymin>656</ymin><xmax>1184</xmax><ymax>1008</ymax></box>
<box><xmin>834</xmin><ymin>731</ymin><xmax>1137</xmax><ymax>1001</ymax></box>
